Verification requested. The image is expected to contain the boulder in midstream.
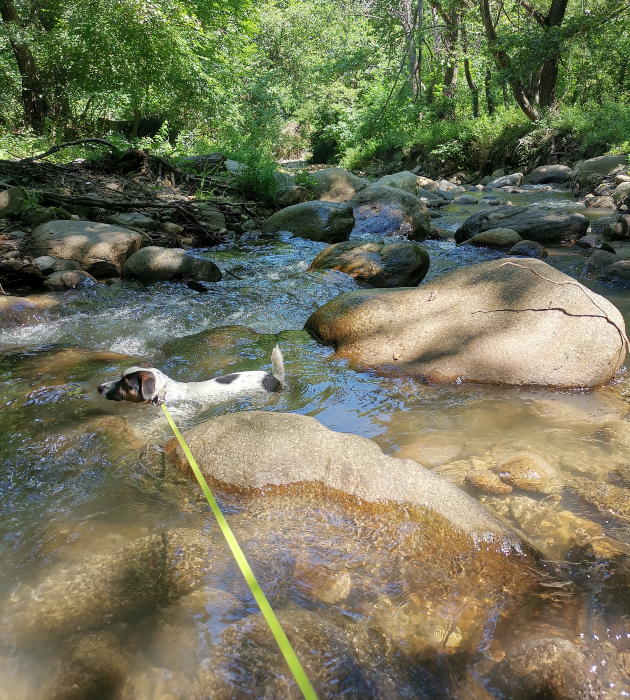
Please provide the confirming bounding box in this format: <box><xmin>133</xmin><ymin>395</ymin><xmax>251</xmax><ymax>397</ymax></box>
<box><xmin>509</xmin><ymin>240</ymin><xmax>548</xmax><ymax>258</ymax></box>
<box><xmin>262</xmin><ymin>200</ymin><xmax>354</xmax><ymax>243</ymax></box>
<box><xmin>307</xmin><ymin>240</ymin><xmax>430</xmax><ymax>287</ymax></box>
<box><xmin>304</xmin><ymin>257</ymin><xmax>627</xmax><ymax>388</ymax></box>
<box><xmin>309</xmin><ymin>167</ymin><xmax>368</xmax><ymax>202</ymax></box>
<box><xmin>461</xmin><ymin>227</ymin><xmax>522</xmax><ymax>248</ymax></box>
<box><xmin>455</xmin><ymin>205</ymin><xmax>589</xmax><ymax>244</ymax></box>
<box><xmin>526</xmin><ymin>165</ymin><xmax>572</xmax><ymax>185</ymax></box>
<box><xmin>348</xmin><ymin>185</ymin><xmax>431</xmax><ymax>240</ymax></box>
<box><xmin>374</xmin><ymin>170</ymin><xmax>420</xmax><ymax>194</ymax></box>
<box><xmin>121</xmin><ymin>247</ymin><xmax>222</xmax><ymax>284</ymax></box>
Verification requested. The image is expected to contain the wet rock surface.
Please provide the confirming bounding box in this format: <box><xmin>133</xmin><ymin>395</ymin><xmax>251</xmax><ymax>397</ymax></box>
<box><xmin>509</xmin><ymin>240</ymin><xmax>548</xmax><ymax>258</ymax></box>
<box><xmin>462</xmin><ymin>227</ymin><xmax>522</xmax><ymax>248</ymax></box>
<box><xmin>349</xmin><ymin>185</ymin><xmax>431</xmax><ymax>240</ymax></box>
<box><xmin>497</xmin><ymin>453</ymin><xmax>561</xmax><ymax>494</ymax></box>
<box><xmin>455</xmin><ymin>205</ymin><xmax>589</xmax><ymax>244</ymax></box>
<box><xmin>307</xmin><ymin>240</ymin><xmax>430</xmax><ymax>287</ymax></box>
<box><xmin>305</xmin><ymin>257</ymin><xmax>626</xmax><ymax>388</ymax></box>
<box><xmin>43</xmin><ymin>269</ymin><xmax>98</xmax><ymax>291</ymax></box>
<box><xmin>263</xmin><ymin>200</ymin><xmax>355</xmax><ymax>243</ymax></box>
<box><xmin>568</xmin><ymin>477</ymin><xmax>630</xmax><ymax>522</ymax></box>
<box><xmin>121</xmin><ymin>246</ymin><xmax>222</xmax><ymax>284</ymax></box>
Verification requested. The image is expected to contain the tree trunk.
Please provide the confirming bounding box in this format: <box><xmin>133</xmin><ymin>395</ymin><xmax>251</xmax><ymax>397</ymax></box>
<box><xmin>399</xmin><ymin>0</ymin><xmax>423</xmax><ymax>101</ymax></box>
<box><xmin>441</xmin><ymin>11</ymin><xmax>459</xmax><ymax>98</ymax></box>
<box><xmin>480</xmin><ymin>0</ymin><xmax>540</xmax><ymax>121</ymax></box>
<box><xmin>130</xmin><ymin>109</ymin><xmax>142</xmax><ymax>140</ymax></box>
<box><xmin>461</xmin><ymin>26</ymin><xmax>479</xmax><ymax>118</ymax></box>
<box><xmin>539</xmin><ymin>56</ymin><xmax>559</xmax><ymax>110</ymax></box>
<box><xmin>0</xmin><ymin>0</ymin><xmax>48</xmax><ymax>129</ymax></box>
<box><xmin>485</xmin><ymin>68</ymin><xmax>495</xmax><ymax>115</ymax></box>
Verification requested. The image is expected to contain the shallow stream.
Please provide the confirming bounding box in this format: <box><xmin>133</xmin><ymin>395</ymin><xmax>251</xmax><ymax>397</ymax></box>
<box><xmin>2</xmin><ymin>186</ymin><xmax>630</xmax><ymax>698</ymax></box>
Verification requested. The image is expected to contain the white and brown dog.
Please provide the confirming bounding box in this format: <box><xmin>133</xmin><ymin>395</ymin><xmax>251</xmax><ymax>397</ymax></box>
<box><xmin>98</xmin><ymin>345</ymin><xmax>285</xmax><ymax>407</ymax></box>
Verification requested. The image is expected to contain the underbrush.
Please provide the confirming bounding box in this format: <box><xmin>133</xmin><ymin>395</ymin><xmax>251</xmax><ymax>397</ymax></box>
<box><xmin>339</xmin><ymin>100</ymin><xmax>630</xmax><ymax>176</ymax></box>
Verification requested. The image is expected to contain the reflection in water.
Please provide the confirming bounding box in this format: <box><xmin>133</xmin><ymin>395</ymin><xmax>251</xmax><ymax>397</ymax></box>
<box><xmin>1</xmin><ymin>190</ymin><xmax>630</xmax><ymax>697</ymax></box>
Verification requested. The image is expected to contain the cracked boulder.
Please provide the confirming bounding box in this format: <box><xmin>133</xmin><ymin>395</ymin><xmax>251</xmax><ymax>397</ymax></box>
<box><xmin>305</xmin><ymin>257</ymin><xmax>626</xmax><ymax>388</ymax></box>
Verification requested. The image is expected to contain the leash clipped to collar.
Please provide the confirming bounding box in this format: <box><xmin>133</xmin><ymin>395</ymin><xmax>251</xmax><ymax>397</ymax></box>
<box><xmin>161</xmin><ymin>404</ymin><xmax>318</xmax><ymax>700</ymax></box>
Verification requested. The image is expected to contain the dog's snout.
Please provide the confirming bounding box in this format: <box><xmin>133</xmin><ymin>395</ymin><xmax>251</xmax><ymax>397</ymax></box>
<box><xmin>98</xmin><ymin>383</ymin><xmax>106</xmax><ymax>394</ymax></box>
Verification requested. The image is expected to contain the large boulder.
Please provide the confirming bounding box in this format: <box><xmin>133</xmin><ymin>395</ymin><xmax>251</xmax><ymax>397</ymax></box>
<box><xmin>0</xmin><ymin>187</ymin><xmax>27</xmax><ymax>218</ymax></box>
<box><xmin>121</xmin><ymin>247</ymin><xmax>222</xmax><ymax>284</ymax></box>
<box><xmin>583</xmin><ymin>249</ymin><xmax>619</xmax><ymax>274</ymax></box>
<box><xmin>603</xmin><ymin>214</ymin><xmax>630</xmax><ymax>240</ymax></box>
<box><xmin>612</xmin><ymin>181</ymin><xmax>630</xmax><ymax>203</ymax></box>
<box><xmin>484</xmin><ymin>173</ymin><xmax>524</xmax><ymax>189</ymax></box>
<box><xmin>455</xmin><ymin>205</ymin><xmax>589</xmax><ymax>244</ymax></box>
<box><xmin>304</xmin><ymin>257</ymin><xmax>626</xmax><ymax>388</ymax></box>
<box><xmin>349</xmin><ymin>185</ymin><xmax>431</xmax><ymax>240</ymax></box>
<box><xmin>29</xmin><ymin>221</ymin><xmax>143</xmax><ymax>276</ymax></box>
<box><xmin>308</xmin><ymin>241</ymin><xmax>430</xmax><ymax>287</ymax></box>
<box><xmin>374</xmin><ymin>171</ymin><xmax>419</xmax><ymax>194</ymax></box>
<box><xmin>309</xmin><ymin>167</ymin><xmax>368</xmax><ymax>202</ymax></box>
<box><xmin>262</xmin><ymin>201</ymin><xmax>354</xmax><ymax>243</ymax></box>
<box><xmin>526</xmin><ymin>165</ymin><xmax>572</xmax><ymax>185</ymax></box>
<box><xmin>572</xmin><ymin>155</ymin><xmax>628</xmax><ymax>187</ymax></box>
<box><xmin>598</xmin><ymin>260</ymin><xmax>630</xmax><ymax>288</ymax></box>
<box><xmin>165</xmin><ymin>411</ymin><xmax>520</xmax><ymax>541</ymax></box>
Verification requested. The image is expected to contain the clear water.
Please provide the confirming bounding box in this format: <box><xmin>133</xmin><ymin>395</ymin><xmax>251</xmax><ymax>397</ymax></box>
<box><xmin>2</xmin><ymin>189</ymin><xmax>630</xmax><ymax>698</ymax></box>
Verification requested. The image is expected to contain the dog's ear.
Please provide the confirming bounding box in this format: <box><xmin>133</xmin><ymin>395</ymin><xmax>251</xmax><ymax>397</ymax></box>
<box><xmin>137</xmin><ymin>362</ymin><xmax>153</xmax><ymax>368</ymax></box>
<box><xmin>137</xmin><ymin>371</ymin><xmax>156</xmax><ymax>401</ymax></box>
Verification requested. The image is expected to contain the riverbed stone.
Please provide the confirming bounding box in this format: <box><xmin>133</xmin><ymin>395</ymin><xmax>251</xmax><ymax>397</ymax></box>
<box><xmin>497</xmin><ymin>453</ymin><xmax>561</xmax><ymax>494</ymax></box>
<box><xmin>612</xmin><ymin>181</ymin><xmax>630</xmax><ymax>203</ymax></box>
<box><xmin>462</xmin><ymin>228</ymin><xmax>522</xmax><ymax>248</ymax></box>
<box><xmin>453</xmin><ymin>194</ymin><xmax>478</xmax><ymax>205</ymax></box>
<box><xmin>434</xmin><ymin>188</ymin><xmax>455</xmax><ymax>200</ymax></box>
<box><xmin>304</xmin><ymin>257</ymin><xmax>626</xmax><ymax>388</ymax></box>
<box><xmin>0</xmin><ymin>187</ymin><xmax>28</xmax><ymax>219</ymax></box>
<box><xmin>509</xmin><ymin>240</ymin><xmax>548</xmax><ymax>258</ymax></box>
<box><xmin>455</xmin><ymin>205</ymin><xmax>589</xmax><ymax>244</ymax></box>
<box><xmin>584</xmin><ymin>194</ymin><xmax>616</xmax><ymax>209</ymax></box>
<box><xmin>0</xmin><ymin>294</ymin><xmax>58</xmax><ymax>327</ymax></box>
<box><xmin>417</xmin><ymin>177</ymin><xmax>439</xmax><ymax>192</ymax></box>
<box><xmin>375</xmin><ymin>171</ymin><xmax>419</xmax><ymax>194</ymax></box>
<box><xmin>568</xmin><ymin>477</ymin><xmax>630</xmax><ymax>522</ymax></box>
<box><xmin>583</xmin><ymin>249</ymin><xmax>619</xmax><ymax>274</ymax></box>
<box><xmin>106</xmin><ymin>212</ymin><xmax>157</xmax><ymax>231</ymax></box>
<box><xmin>494</xmin><ymin>637</ymin><xmax>602</xmax><ymax>700</ymax></box>
<box><xmin>349</xmin><ymin>185</ymin><xmax>431</xmax><ymax>240</ymax></box>
<box><xmin>43</xmin><ymin>270</ymin><xmax>98</xmax><ymax>291</ymax></box>
<box><xmin>527</xmin><ymin>165</ymin><xmax>572</xmax><ymax>185</ymax></box>
<box><xmin>603</xmin><ymin>214</ymin><xmax>630</xmax><ymax>240</ymax></box>
<box><xmin>165</xmin><ymin>411</ymin><xmax>521</xmax><ymax>541</ymax></box>
<box><xmin>275</xmin><ymin>185</ymin><xmax>309</xmax><ymax>208</ymax></box>
<box><xmin>310</xmin><ymin>167</ymin><xmax>368</xmax><ymax>202</ymax></box>
<box><xmin>32</xmin><ymin>255</ymin><xmax>82</xmax><ymax>275</ymax></box>
<box><xmin>263</xmin><ymin>201</ymin><xmax>354</xmax><ymax>243</ymax></box>
<box><xmin>573</xmin><ymin>155</ymin><xmax>629</xmax><ymax>187</ymax></box>
<box><xmin>30</xmin><ymin>221</ymin><xmax>142</xmax><ymax>276</ymax></box>
<box><xmin>0</xmin><ymin>530</ymin><xmax>214</xmax><ymax>648</ymax></box>
<box><xmin>575</xmin><ymin>234</ymin><xmax>616</xmax><ymax>252</ymax></box>
<box><xmin>121</xmin><ymin>247</ymin><xmax>222</xmax><ymax>284</ymax></box>
<box><xmin>598</xmin><ymin>260</ymin><xmax>630</xmax><ymax>287</ymax></box>
<box><xmin>484</xmin><ymin>173</ymin><xmax>524</xmax><ymax>189</ymax></box>
<box><xmin>417</xmin><ymin>187</ymin><xmax>447</xmax><ymax>206</ymax></box>
<box><xmin>307</xmin><ymin>240</ymin><xmax>430</xmax><ymax>287</ymax></box>
<box><xmin>466</xmin><ymin>471</ymin><xmax>512</xmax><ymax>494</ymax></box>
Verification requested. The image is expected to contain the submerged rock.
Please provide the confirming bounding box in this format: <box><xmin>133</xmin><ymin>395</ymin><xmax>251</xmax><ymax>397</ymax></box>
<box><xmin>493</xmin><ymin>637</ymin><xmax>602</xmax><ymax>700</ymax></box>
<box><xmin>349</xmin><ymin>185</ymin><xmax>431</xmax><ymax>240</ymax></box>
<box><xmin>165</xmin><ymin>411</ymin><xmax>521</xmax><ymax>542</ymax></box>
<box><xmin>509</xmin><ymin>240</ymin><xmax>548</xmax><ymax>258</ymax></box>
<box><xmin>497</xmin><ymin>453</ymin><xmax>561</xmax><ymax>494</ymax></box>
<box><xmin>0</xmin><ymin>530</ymin><xmax>214</xmax><ymax>648</ymax></box>
<box><xmin>0</xmin><ymin>294</ymin><xmax>59</xmax><ymax>327</ymax></box>
<box><xmin>568</xmin><ymin>477</ymin><xmax>630</xmax><ymax>522</ymax></box>
<box><xmin>466</xmin><ymin>470</ymin><xmax>512</xmax><ymax>494</ymax></box>
<box><xmin>305</xmin><ymin>257</ymin><xmax>626</xmax><ymax>388</ymax></box>
<box><xmin>307</xmin><ymin>240</ymin><xmax>430</xmax><ymax>287</ymax></box>
<box><xmin>30</xmin><ymin>221</ymin><xmax>142</xmax><ymax>276</ymax></box>
<box><xmin>121</xmin><ymin>247</ymin><xmax>222</xmax><ymax>284</ymax></box>
<box><xmin>309</xmin><ymin>167</ymin><xmax>368</xmax><ymax>202</ymax></box>
<box><xmin>263</xmin><ymin>201</ymin><xmax>354</xmax><ymax>243</ymax></box>
<box><xmin>455</xmin><ymin>205</ymin><xmax>589</xmax><ymax>244</ymax></box>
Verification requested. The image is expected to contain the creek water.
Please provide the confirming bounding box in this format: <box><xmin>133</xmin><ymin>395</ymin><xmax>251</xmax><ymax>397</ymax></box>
<box><xmin>1</xmin><ymin>186</ymin><xmax>630</xmax><ymax>698</ymax></box>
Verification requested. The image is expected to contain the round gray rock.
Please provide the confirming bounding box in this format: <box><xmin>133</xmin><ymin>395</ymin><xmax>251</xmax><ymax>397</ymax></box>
<box><xmin>509</xmin><ymin>240</ymin><xmax>548</xmax><ymax>259</ymax></box>
<box><xmin>32</xmin><ymin>256</ymin><xmax>82</xmax><ymax>275</ymax></box>
<box><xmin>43</xmin><ymin>270</ymin><xmax>97</xmax><ymax>291</ymax></box>
<box><xmin>463</xmin><ymin>228</ymin><xmax>522</xmax><ymax>248</ymax></box>
<box><xmin>275</xmin><ymin>185</ymin><xmax>309</xmax><ymax>208</ymax></box>
<box><xmin>305</xmin><ymin>257</ymin><xmax>626</xmax><ymax>388</ymax></box>
<box><xmin>584</xmin><ymin>194</ymin><xmax>616</xmax><ymax>209</ymax></box>
<box><xmin>455</xmin><ymin>205</ymin><xmax>589</xmax><ymax>244</ymax></box>
<box><xmin>484</xmin><ymin>173</ymin><xmax>524</xmax><ymax>189</ymax></box>
<box><xmin>263</xmin><ymin>201</ymin><xmax>354</xmax><ymax>243</ymax></box>
<box><xmin>30</xmin><ymin>221</ymin><xmax>142</xmax><ymax>276</ymax></box>
<box><xmin>308</xmin><ymin>241</ymin><xmax>430</xmax><ymax>287</ymax></box>
<box><xmin>349</xmin><ymin>185</ymin><xmax>431</xmax><ymax>240</ymax></box>
<box><xmin>121</xmin><ymin>247</ymin><xmax>222</xmax><ymax>284</ymax></box>
<box><xmin>309</xmin><ymin>167</ymin><xmax>368</xmax><ymax>202</ymax></box>
<box><xmin>598</xmin><ymin>260</ymin><xmax>630</xmax><ymax>287</ymax></box>
<box><xmin>526</xmin><ymin>165</ymin><xmax>572</xmax><ymax>185</ymax></box>
<box><xmin>603</xmin><ymin>214</ymin><xmax>630</xmax><ymax>240</ymax></box>
<box><xmin>583</xmin><ymin>249</ymin><xmax>619</xmax><ymax>275</ymax></box>
<box><xmin>453</xmin><ymin>194</ymin><xmax>478</xmax><ymax>205</ymax></box>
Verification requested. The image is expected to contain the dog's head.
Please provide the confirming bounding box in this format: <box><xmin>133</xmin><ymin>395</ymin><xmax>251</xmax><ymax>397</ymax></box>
<box><xmin>98</xmin><ymin>366</ymin><xmax>167</xmax><ymax>404</ymax></box>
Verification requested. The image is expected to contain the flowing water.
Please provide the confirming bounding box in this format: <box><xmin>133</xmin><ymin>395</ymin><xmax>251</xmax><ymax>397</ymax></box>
<box><xmin>1</xmin><ymin>186</ymin><xmax>630</xmax><ymax>698</ymax></box>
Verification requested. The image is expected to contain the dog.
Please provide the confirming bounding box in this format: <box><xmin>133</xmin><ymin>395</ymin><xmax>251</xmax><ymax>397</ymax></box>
<box><xmin>98</xmin><ymin>345</ymin><xmax>285</xmax><ymax>406</ymax></box>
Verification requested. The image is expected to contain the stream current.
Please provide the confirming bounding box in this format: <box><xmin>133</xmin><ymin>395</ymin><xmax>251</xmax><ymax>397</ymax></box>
<box><xmin>2</xmin><ymin>186</ymin><xmax>630</xmax><ymax>698</ymax></box>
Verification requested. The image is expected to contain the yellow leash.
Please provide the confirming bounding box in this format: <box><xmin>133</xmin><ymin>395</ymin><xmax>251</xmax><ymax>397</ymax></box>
<box><xmin>161</xmin><ymin>404</ymin><xmax>318</xmax><ymax>700</ymax></box>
